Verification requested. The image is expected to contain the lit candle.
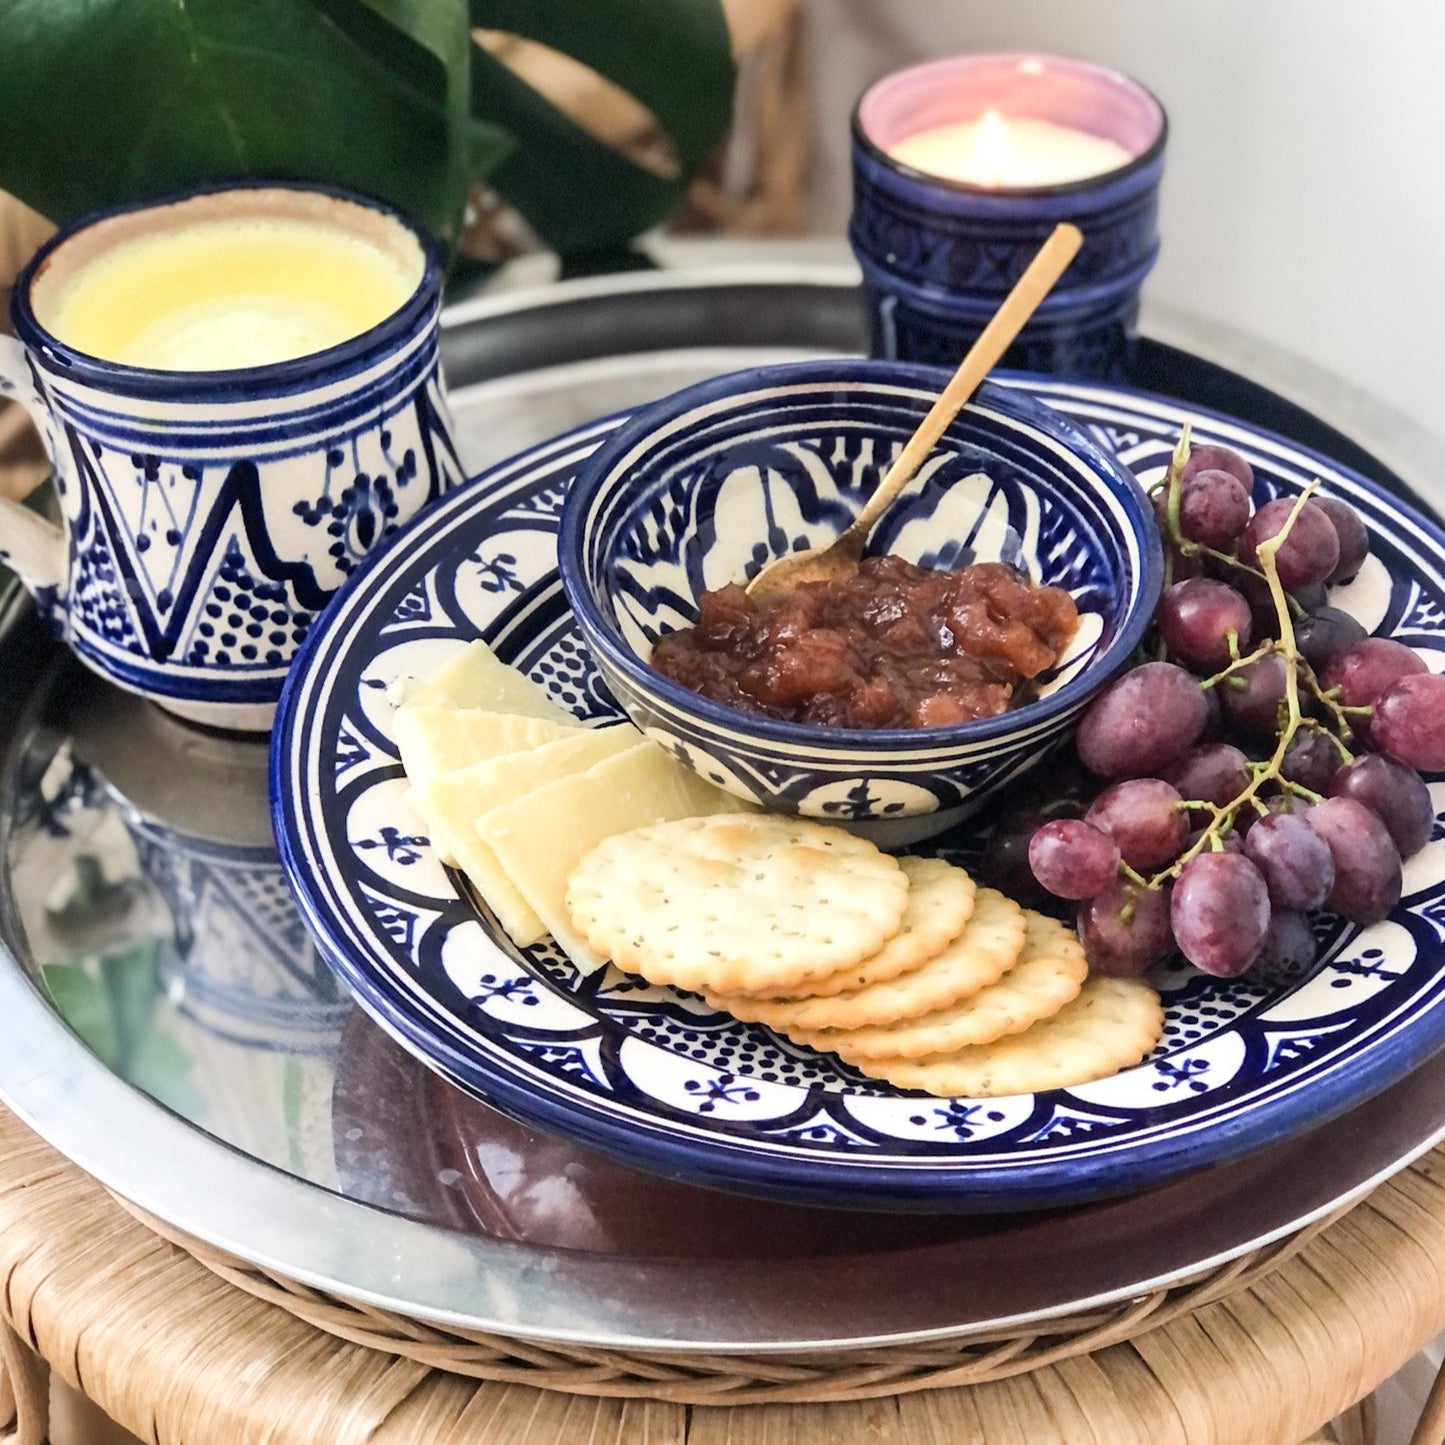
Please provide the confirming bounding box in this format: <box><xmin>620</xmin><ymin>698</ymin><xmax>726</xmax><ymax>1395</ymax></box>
<box><xmin>851</xmin><ymin>52</ymin><xmax>1166</xmax><ymax>376</ymax></box>
<box><xmin>889</xmin><ymin>109</ymin><xmax>1133</xmax><ymax>189</ymax></box>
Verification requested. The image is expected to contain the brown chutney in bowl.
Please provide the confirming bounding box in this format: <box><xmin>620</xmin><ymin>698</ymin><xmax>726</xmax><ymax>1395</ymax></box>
<box><xmin>651</xmin><ymin>555</ymin><xmax>1079</xmax><ymax>730</ymax></box>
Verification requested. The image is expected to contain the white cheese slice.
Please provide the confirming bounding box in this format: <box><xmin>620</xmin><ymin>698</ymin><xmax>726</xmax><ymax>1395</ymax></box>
<box><xmin>403</xmin><ymin>639</ymin><xmax>575</xmax><ymax>723</ymax></box>
<box><xmin>412</xmin><ymin>724</ymin><xmax>637</xmax><ymax>945</ymax></box>
<box><xmin>475</xmin><ymin>741</ymin><xmax>754</xmax><ymax>973</ymax></box>
<box><xmin>393</xmin><ymin>705</ymin><xmax>577</xmax><ymax>794</ymax></box>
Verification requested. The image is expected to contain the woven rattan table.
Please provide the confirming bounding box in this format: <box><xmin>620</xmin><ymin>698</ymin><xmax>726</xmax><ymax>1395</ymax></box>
<box><xmin>0</xmin><ymin>1106</ymin><xmax>1442</xmax><ymax>1444</ymax></box>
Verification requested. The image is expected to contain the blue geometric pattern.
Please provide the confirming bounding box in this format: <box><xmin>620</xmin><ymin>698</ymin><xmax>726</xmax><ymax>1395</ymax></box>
<box><xmin>272</xmin><ymin>377</ymin><xmax>1445</xmax><ymax>1211</ymax></box>
<box><xmin>850</xmin><ymin>121</ymin><xmax>1162</xmax><ymax>379</ymax></box>
<box><xmin>558</xmin><ymin>368</ymin><xmax>1161</xmax><ymax>841</ymax></box>
<box><xmin>11</xmin><ymin>319</ymin><xmax>461</xmax><ymax>724</ymax></box>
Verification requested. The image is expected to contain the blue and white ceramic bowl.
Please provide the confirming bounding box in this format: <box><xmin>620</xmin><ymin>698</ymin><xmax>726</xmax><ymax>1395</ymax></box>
<box><xmin>559</xmin><ymin>361</ymin><xmax>1163</xmax><ymax>844</ymax></box>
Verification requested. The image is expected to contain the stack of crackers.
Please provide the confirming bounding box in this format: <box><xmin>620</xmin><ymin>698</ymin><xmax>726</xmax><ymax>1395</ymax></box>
<box><xmin>566</xmin><ymin>814</ymin><xmax>1163</xmax><ymax>1099</ymax></box>
<box><xmin>396</xmin><ymin>643</ymin><xmax>1165</xmax><ymax>1101</ymax></box>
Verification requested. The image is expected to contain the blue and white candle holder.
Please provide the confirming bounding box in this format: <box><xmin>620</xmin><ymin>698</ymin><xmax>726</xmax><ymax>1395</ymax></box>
<box><xmin>851</xmin><ymin>53</ymin><xmax>1167</xmax><ymax>379</ymax></box>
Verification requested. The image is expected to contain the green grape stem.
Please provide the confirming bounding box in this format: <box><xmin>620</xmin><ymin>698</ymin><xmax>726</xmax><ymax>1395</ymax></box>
<box><xmin>1150</xmin><ymin>453</ymin><xmax>1306</xmax><ymax>621</ymax></box>
<box><xmin>1158</xmin><ymin>423</ymin><xmax>1192</xmax><ymax>592</ymax></box>
<box><xmin>1140</xmin><ymin>448</ymin><xmax>1351</xmax><ymax>891</ymax></box>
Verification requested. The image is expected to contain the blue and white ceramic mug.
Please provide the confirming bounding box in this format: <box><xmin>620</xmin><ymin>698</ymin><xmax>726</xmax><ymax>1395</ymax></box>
<box><xmin>0</xmin><ymin>182</ymin><xmax>463</xmax><ymax>730</ymax></box>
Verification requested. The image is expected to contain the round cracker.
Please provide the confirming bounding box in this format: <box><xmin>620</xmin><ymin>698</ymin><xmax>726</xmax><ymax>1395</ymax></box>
<box><xmin>849</xmin><ymin>977</ymin><xmax>1164</xmax><ymax>1099</ymax></box>
<box><xmin>705</xmin><ymin>887</ymin><xmax>1025</xmax><ymax>1031</ymax></box>
<box><xmin>565</xmin><ymin>814</ymin><xmax>908</xmax><ymax>995</ymax></box>
<box><xmin>735</xmin><ymin>857</ymin><xmax>978</xmax><ymax>1001</ymax></box>
<box><xmin>798</xmin><ymin>912</ymin><xmax>1087</xmax><ymax>1061</ymax></box>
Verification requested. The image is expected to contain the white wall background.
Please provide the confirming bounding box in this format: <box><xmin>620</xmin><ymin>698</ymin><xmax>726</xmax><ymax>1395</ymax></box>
<box><xmin>803</xmin><ymin>0</ymin><xmax>1444</xmax><ymax>431</ymax></box>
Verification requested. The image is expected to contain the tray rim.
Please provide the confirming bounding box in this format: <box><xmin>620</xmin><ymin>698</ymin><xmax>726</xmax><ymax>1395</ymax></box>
<box><xmin>0</xmin><ymin>265</ymin><xmax>1442</xmax><ymax>1350</ymax></box>
<box><xmin>4</xmin><ymin>913</ymin><xmax>1444</xmax><ymax>1352</ymax></box>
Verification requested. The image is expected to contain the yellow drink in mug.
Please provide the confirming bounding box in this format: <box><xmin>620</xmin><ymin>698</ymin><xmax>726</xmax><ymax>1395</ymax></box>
<box><xmin>32</xmin><ymin>186</ymin><xmax>425</xmax><ymax>371</ymax></box>
<box><xmin>44</xmin><ymin>215</ymin><xmax>419</xmax><ymax>371</ymax></box>
<box><xmin>0</xmin><ymin>183</ymin><xmax>462</xmax><ymax>730</ymax></box>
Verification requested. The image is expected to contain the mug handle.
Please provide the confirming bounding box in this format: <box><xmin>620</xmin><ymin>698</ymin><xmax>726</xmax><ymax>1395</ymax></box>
<box><xmin>0</xmin><ymin>335</ymin><xmax>66</xmax><ymax>593</ymax></box>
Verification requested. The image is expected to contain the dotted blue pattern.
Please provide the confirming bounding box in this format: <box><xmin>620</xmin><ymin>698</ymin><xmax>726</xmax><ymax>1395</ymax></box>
<box><xmin>272</xmin><ymin>377</ymin><xmax>1445</xmax><ymax>1209</ymax></box>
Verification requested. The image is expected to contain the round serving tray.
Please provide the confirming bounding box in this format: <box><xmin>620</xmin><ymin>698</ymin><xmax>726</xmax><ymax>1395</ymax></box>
<box><xmin>1</xmin><ymin>262</ymin><xmax>1444</xmax><ymax>1351</ymax></box>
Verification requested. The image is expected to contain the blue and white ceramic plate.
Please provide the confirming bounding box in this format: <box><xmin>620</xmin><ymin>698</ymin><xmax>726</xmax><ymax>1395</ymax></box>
<box><xmin>273</xmin><ymin>376</ymin><xmax>1445</xmax><ymax>1212</ymax></box>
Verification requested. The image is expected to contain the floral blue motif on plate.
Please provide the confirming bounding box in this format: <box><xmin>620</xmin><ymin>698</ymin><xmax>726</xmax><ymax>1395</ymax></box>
<box><xmin>272</xmin><ymin>380</ymin><xmax>1445</xmax><ymax>1212</ymax></box>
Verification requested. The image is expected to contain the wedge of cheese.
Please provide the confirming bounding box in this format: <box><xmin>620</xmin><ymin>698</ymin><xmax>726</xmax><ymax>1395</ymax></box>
<box><xmin>393</xmin><ymin>705</ymin><xmax>577</xmax><ymax>793</ymax></box>
<box><xmin>404</xmin><ymin>640</ymin><xmax>574</xmax><ymax>723</ymax></box>
<box><xmin>474</xmin><ymin>741</ymin><xmax>754</xmax><ymax>973</ymax></box>
<box><xmin>413</xmin><ymin>724</ymin><xmax>637</xmax><ymax>945</ymax></box>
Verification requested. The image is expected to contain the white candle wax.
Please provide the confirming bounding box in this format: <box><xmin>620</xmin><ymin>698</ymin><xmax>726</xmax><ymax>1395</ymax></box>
<box><xmin>890</xmin><ymin>110</ymin><xmax>1133</xmax><ymax>188</ymax></box>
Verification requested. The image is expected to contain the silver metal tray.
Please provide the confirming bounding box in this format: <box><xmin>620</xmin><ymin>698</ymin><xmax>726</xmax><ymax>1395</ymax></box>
<box><xmin>2</xmin><ymin>260</ymin><xmax>1444</xmax><ymax>1353</ymax></box>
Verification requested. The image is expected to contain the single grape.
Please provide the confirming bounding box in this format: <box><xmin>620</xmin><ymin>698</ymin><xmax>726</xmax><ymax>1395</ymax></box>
<box><xmin>1157</xmin><ymin>578</ymin><xmax>1253</xmax><ymax>672</ymax></box>
<box><xmin>1182</xmin><ymin>443</ymin><xmax>1254</xmax><ymax>490</ymax></box>
<box><xmin>1199</xmin><ymin>684</ymin><xmax>1223</xmax><ymax>741</ymax></box>
<box><xmin>1085</xmin><ymin>779</ymin><xmax>1190</xmax><ymax>869</ymax></box>
<box><xmin>1252</xmin><ymin>910</ymin><xmax>1318</xmax><ymax>983</ymax></box>
<box><xmin>1178</xmin><ymin>469</ymin><xmax>1253</xmax><ymax>550</ymax></box>
<box><xmin>1304</xmin><ymin>796</ymin><xmax>1403</xmax><ymax>924</ymax></box>
<box><xmin>1290</xmin><ymin>581</ymin><xmax>1329</xmax><ymax>613</ymax></box>
<box><xmin>1163</xmin><ymin>743</ymin><xmax>1253</xmax><ymax>822</ymax></box>
<box><xmin>1228</xmin><ymin>568</ymin><xmax>1283</xmax><ymax>644</ymax></box>
<box><xmin>1279</xmin><ymin>730</ymin><xmax>1344</xmax><ymax>794</ymax></box>
<box><xmin>1167</xmin><ymin>549</ymin><xmax>1207</xmax><ymax>584</ymax></box>
<box><xmin>1313</xmin><ymin>495</ymin><xmax>1370</xmax><ymax>583</ymax></box>
<box><xmin>1320</xmin><ymin>637</ymin><xmax>1427</xmax><ymax>714</ymax></box>
<box><xmin>1372</xmin><ymin>673</ymin><xmax>1445</xmax><ymax>772</ymax></box>
<box><xmin>1240</xmin><ymin>498</ymin><xmax>1341</xmax><ymax>590</ymax></box>
<box><xmin>1028</xmin><ymin>819</ymin><xmax>1121</xmax><ymax>900</ymax></box>
<box><xmin>1151</xmin><ymin>485</ymin><xmax>1169</xmax><ymax>531</ymax></box>
<box><xmin>1077</xmin><ymin>878</ymin><xmax>1174</xmax><ymax>977</ymax></box>
<box><xmin>1076</xmin><ymin>663</ymin><xmax>1210</xmax><ymax>778</ymax></box>
<box><xmin>1170</xmin><ymin>852</ymin><xmax>1271</xmax><ymax>977</ymax></box>
<box><xmin>1242</xmin><ymin>810</ymin><xmax>1335</xmax><ymax>911</ymax></box>
<box><xmin>981</xmin><ymin>813</ymin><xmax>1052</xmax><ymax>907</ymax></box>
<box><xmin>1294</xmin><ymin>607</ymin><xmax>1368</xmax><ymax>671</ymax></box>
<box><xmin>1328</xmin><ymin>753</ymin><xmax>1435</xmax><ymax>857</ymax></box>
<box><xmin>1218</xmin><ymin>653</ymin><xmax>1289</xmax><ymax>739</ymax></box>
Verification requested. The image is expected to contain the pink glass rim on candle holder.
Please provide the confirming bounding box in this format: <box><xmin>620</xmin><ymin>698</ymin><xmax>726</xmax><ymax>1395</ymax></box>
<box><xmin>856</xmin><ymin>52</ymin><xmax>1166</xmax><ymax>196</ymax></box>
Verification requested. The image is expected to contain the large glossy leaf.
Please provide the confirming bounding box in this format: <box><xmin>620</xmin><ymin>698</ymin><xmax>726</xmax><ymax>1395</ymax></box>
<box><xmin>469</xmin><ymin>0</ymin><xmax>734</xmax><ymax>253</ymax></box>
<box><xmin>321</xmin><ymin>0</ymin><xmax>500</xmax><ymax>241</ymax></box>
<box><xmin>0</xmin><ymin>0</ymin><xmax>734</xmax><ymax>255</ymax></box>
<box><xmin>0</xmin><ymin>0</ymin><xmax>510</xmax><ymax>240</ymax></box>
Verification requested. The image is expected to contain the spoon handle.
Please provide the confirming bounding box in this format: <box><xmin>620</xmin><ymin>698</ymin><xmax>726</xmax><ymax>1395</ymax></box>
<box><xmin>845</xmin><ymin>222</ymin><xmax>1085</xmax><ymax>545</ymax></box>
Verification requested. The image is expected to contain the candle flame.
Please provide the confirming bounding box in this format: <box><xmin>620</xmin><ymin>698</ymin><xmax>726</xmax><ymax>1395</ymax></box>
<box><xmin>973</xmin><ymin>109</ymin><xmax>1012</xmax><ymax>187</ymax></box>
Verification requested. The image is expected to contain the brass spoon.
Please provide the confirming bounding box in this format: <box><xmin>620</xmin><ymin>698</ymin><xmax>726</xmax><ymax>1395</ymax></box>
<box><xmin>745</xmin><ymin>222</ymin><xmax>1084</xmax><ymax>604</ymax></box>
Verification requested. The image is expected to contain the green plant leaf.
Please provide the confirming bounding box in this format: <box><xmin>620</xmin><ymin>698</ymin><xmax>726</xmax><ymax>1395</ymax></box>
<box><xmin>469</xmin><ymin>0</ymin><xmax>734</xmax><ymax>253</ymax></box>
<box><xmin>0</xmin><ymin>0</ymin><xmax>735</xmax><ymax>259</ymax></box>
<box><xmin>0</xmin><ymin>0</ymin><xmax>510</xmax><ymax>240</ymax></box>
<box><xmin>329</xmin><ymin>0</ymin><xmax>496</xmax><ymax>242</ymax></box>
<box><xmin>472</xmin><ymin>0</ymin><xmax>733</xmax><ymax>173</ymax></box>
<box><xmin>467</xmin><ymin>45</ymin><xmax>672</xmax><ymax>257</ymax></box>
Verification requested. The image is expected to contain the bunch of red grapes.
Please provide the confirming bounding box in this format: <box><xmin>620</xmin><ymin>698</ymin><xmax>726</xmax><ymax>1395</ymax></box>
<box><xmin>995</xmin><ymin>433</ymin><xmax>1445</xmax><ymax>981</ymax></box>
